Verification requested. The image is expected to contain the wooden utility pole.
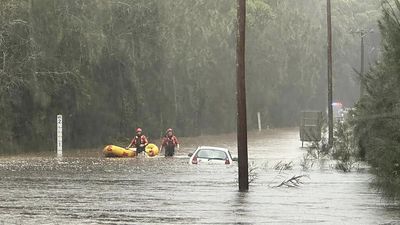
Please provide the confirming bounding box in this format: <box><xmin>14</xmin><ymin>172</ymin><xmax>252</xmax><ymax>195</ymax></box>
<box><xmin>351</xmin><ymin>28</ymin><xmax>373</xmax><ymax>97</ymax></box>
<box><xmin>327</xmin><ymin>0</ymin><xmax>334</xmax><ymax>147</ymax></box>
<box><xmin>236</xmin><ymin>0</ymin><xmax>248</xmax><ymax>192</ymax></box>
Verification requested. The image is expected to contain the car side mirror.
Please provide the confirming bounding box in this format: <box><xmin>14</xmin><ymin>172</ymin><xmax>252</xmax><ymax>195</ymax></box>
<box><xmin>232</xmin><ymin>157</ymin><xmax>238</xmax><ymax>162</ymax></box>
<box><xmin>188</xmin><ymin>153</ymin><xmax>193</xmax><ymax>157</ymax></box>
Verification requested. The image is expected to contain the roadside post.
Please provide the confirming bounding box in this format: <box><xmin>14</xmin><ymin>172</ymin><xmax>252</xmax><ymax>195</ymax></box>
<box><xmin>236</xmin><ymin>0</ymin><xmax>249</xmax><ymax>192</ymax></box>
<box><xmin>57</xmin><ymin>114</ymin><xmax>62</xmax><ymax>157</ymax></box>
<box><xmin>257</xmin><ymin>112</ymin><xmax>262</xmax><ymax>132</ymax></box>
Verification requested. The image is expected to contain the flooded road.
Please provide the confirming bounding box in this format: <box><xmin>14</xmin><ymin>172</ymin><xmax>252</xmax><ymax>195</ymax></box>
<box><xmin>0</xmin><ymin>128</ymin><xmax>399</xmax><ymax>224</ymax></box>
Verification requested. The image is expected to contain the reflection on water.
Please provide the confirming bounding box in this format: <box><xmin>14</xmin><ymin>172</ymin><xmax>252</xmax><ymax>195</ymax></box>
<box><xmin>0</xmin><ymin>129</ymin><xmax>399</xmax><ymax>224</ymax></box>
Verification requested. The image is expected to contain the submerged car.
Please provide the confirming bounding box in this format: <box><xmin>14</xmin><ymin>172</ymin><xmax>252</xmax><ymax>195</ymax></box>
<box><xmin>188</xmin><ymin>146</ymin><xmax>237</xmax><ymax>165</ymax></box>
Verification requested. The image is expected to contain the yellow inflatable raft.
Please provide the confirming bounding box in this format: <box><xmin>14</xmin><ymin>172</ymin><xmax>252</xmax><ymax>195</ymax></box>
<box><xmin>145</xmin><ymin>144</ymin><xmax>159</xmax><ymax>157</ymax></box>
<box><xmin>103</xmin><ymin>144</ymin><xmax>159</xmax><ymax>157</ymax></box>
<box><xmin>103</xmin><ymin>145</ymin><xmax>136</xmax><ymax>157</ymax></box>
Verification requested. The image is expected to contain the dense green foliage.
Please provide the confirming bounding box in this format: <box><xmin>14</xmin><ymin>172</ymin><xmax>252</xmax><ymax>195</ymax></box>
<box><xmin>0</xmin><ymin>0</ymin><xmax>379</xmax><ymax>151</ymax></box>
<box><xmin>353</xmin><ymin>0</ymin><xmax>400</xmax><ymax>199</ymax></box>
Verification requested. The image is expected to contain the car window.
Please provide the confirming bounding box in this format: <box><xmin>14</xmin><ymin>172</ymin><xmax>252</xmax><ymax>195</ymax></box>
<box><xmin>196</xmin><ymin>149</ymin><xmax>227</xmax><ymax>159</ymax></box>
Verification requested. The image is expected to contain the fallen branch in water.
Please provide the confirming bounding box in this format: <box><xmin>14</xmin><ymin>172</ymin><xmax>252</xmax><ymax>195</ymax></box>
<box><xmin>274</xmin><ymin>175</ymin><xmax>309</xmax><ymax>188</ymax></box>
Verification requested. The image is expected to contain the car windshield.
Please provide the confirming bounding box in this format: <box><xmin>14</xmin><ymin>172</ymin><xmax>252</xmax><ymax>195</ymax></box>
<box><xmin>196</xmin><ymin>149</ymin><xmax>227</xmax><ymax>160</ymax></box>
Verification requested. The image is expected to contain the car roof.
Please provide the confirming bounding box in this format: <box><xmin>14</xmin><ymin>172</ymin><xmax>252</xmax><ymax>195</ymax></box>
<box><xmin>197</xmin><ymin>146</ymin><xmax>229</xmax><ymax>152</ymax></box>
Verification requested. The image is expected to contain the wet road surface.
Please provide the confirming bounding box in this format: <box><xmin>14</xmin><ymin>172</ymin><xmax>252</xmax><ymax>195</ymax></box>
<box><xmin>0</xmin><ymin>128</ymin><xmax>399</xmax><ymax>224</ymax></box>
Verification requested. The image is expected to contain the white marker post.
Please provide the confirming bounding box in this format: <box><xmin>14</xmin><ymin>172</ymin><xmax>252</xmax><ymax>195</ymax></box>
<box><xmin>257</xmin><ymin>112</ymin><xmax>262</xmax><ymax>132</ymax></box>
<box><xmin>57</xmin><ymin>115</ymin><xmax>62</xmax><ymax>157</ymax></box>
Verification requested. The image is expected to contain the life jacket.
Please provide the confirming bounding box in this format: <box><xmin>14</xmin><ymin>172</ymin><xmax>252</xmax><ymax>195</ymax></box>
<box><xmin>134</xmin><ymin>135</ymin><xmax>147</xmax><ymax>148</ymax></box>
<box><xmin>164</xmin><ymin>136</ymin><xmax>177</xmax><ymax>148</ymax></box>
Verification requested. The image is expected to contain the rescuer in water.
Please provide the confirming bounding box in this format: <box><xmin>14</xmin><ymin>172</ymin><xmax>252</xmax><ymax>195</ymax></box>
<box><xmin>127</xmin><ymin>128</ymin><xmax>148</xmax><ymax>154</ymax></box>
<box><xmin>160</xmin><ymin>128</ymin><xmax>179</xmax><ymax>157</ymax></box>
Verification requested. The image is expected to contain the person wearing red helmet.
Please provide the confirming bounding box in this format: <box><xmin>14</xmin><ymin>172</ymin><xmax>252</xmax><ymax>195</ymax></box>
<box><xmin>127</xmin><ymin>128</ymin><xmax>148</xmax><ymax>154</ymax></box>
<box><xmin>160</xmin><ymin>128</ymin><xmax>179</xmax><ymax>157</ymax></box>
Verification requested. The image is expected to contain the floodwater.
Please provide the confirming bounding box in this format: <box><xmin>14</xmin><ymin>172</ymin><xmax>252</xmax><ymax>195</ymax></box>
<box><xmin>0</xmin><ymin>128</ymin><xmax>399</xmax><ymax>224</ymax></box>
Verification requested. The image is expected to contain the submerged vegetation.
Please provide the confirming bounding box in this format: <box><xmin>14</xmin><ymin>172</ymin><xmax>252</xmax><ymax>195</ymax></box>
<box><xmin>333</xmin><ymin>121</ymin><xmax>357</xmax><ymax>172</ymax></box>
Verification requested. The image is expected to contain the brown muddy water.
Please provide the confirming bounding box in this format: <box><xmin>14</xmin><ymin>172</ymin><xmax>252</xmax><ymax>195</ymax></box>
<box><xmin>0</xmin><ymin>128</ymin><xmax>399</xmax><ymax>224</ymax></box>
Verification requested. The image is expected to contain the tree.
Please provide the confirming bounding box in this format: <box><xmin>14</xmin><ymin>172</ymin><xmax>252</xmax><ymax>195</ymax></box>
<box><xmin>0</xmin><ymin>0</ymin><xmax>382</xmax><ymax>152</ymax></box>
<box><xmin>353</xmin><ymin>0</ymin><xmax>400</xmax><ymax>200</ymax></box>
